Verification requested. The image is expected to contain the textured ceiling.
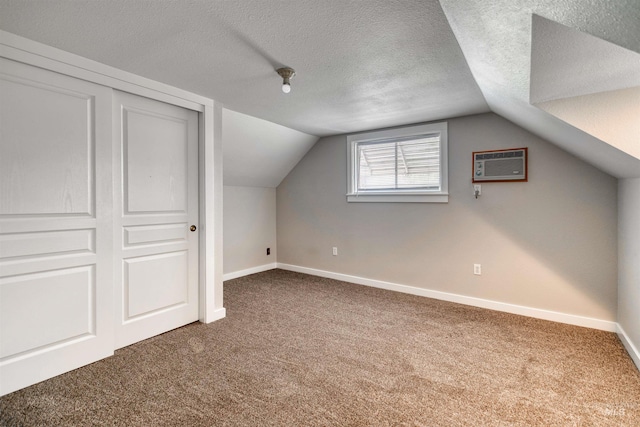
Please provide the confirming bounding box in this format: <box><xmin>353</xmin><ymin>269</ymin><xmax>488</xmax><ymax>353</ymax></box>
<box><xmin>439</xmin><ymin>0</ymin><xmax>640</xmax><ymax>178</ymax></box>
<box><xmin>530</xmin><ymin>15</ymin><xmax>640</xmax><ymax>104</ymax></box>
<box><xmin>1</xmin><ymin>0</ymin><xmax>638</xmax><ymax>179</ymax></box>
<box><xmin>536</xmin><ymin>87</ymin><xmax>640</xmax><ymax>160</ymax></box>
<box><xmin>0</xmin><ymin>0</ymin><xmax>488</xmax><ymax>137</ymax></box>
<box><xmin>530</xmin><ymin>17</ymin><xmax>640</xmax><ymax>160</ymax></box>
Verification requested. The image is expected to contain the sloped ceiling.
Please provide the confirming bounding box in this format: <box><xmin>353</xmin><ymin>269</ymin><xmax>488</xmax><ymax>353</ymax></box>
<box><xmin>223</xmin><ymin>109</ymin><xmax>318</xmax><ymax>187</ymax></box>
<box><xmin>529</xmin><ymin>16</ymin><xmax>640</xmax><ymax>105</ymax></box>
<box><xmin>0</xmin><ymin>0</ymin><xmax>638</xmax><ymax>181</ymax></box>
<box><xmin>439</xmin><ymin>0</ymin><xmax>640</xmax><ymax>178</ymax></box>
<box><xmin>530</xmin><ymin>16</ymin><xmax>640</xmax><ymax>160</ymax></box>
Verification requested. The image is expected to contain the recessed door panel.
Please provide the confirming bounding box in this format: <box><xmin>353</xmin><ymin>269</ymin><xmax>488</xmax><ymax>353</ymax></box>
<box><xmin>124</xmin><ymin>251</ymin><xmax>188</xmax><ymax>319</ymax></box>
<box><xmin>0</xmin><ymin>229</ymin><xmax>94</xmax><ymax>259</ymax></box>
<box><xmin>123</xmin><ymin>223</ymin><xmax>187</xmax><ymax>246</ymax></box>
<box><xmin>124</xmin><ymin>108</ymin><xmax>188</xmax><ymax>214</ymax></box>
<box><xmin>0</xmin><ymin>266</ymin><xmax>95</xmax><ymax>359</ymax></box>
<box><xmin>114</xmin><ymin>90</ymin><xmax>198</xmax><ymax>349</ymax></box>
<box><xmin>0</xmin><ymin>76</ymin><xmax>94</xmax><ymax>216</ymax></box>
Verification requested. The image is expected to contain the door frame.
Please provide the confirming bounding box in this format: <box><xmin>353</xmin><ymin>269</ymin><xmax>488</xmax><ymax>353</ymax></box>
<box><xmin>0</xmin><ymin>30</ymin><xmax>225</xmax><ymax>324</ymax></box>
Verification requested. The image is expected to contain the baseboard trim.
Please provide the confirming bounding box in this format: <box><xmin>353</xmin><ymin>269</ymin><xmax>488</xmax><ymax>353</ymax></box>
<box><xmin>277</xmin><ymin>263</ymin><xmax>617</xmax><ymax>332</ymax></box>
<box><xmin>223</xmin><ymin>263</ymin><xmax>277</xmax><ymax>281</ymax></box>
<box><xmin>616</xmin><ymin>324</ymin><xmax>640</xmax><ymax>371</ymax></box>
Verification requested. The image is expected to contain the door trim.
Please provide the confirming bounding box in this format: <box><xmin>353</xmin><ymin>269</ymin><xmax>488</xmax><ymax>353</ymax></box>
<box><xmin>0</xmin><ymin>30</ymin><xmax>225</xmax><ymax>324</ymax></box>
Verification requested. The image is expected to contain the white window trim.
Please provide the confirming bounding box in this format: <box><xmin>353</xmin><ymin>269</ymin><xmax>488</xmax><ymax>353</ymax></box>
<box><xmin>346</xmin><ymin>122</ymin><xmax>448</xmax><ymax>203</ymax></box>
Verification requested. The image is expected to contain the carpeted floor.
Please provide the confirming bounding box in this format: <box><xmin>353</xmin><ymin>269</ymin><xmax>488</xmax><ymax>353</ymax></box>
<box><xmin>1</xmin><ymin>269</ymin><xmax>639</xmax><ymax>426</ymax></box>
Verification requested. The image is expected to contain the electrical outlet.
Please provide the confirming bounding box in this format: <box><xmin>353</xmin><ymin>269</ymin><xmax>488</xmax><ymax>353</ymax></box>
<box><xmin>473</xmin><ymin>184</ymin><xmax>481</xmax><ymax>197</ymax></box>
<box><xmin>266</xmin><ymin>248</ymin><xmax>270</xmax><ymax>256</ymax></box>
<box><xmin>332</xmin><ymin>247</ymin><xmax>338</xmax><ymax>256</ymax></box>
<box><xmin>474</xmin><ymin>264</ymin><xmax>481</xmax><ymax>275</ymax></box>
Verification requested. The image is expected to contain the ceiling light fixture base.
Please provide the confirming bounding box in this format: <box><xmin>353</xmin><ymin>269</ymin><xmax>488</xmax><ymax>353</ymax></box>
<box><xmin>276</xmin><ymin>67</ymin><xmax>296</xmax><ymax>93</ymax></box>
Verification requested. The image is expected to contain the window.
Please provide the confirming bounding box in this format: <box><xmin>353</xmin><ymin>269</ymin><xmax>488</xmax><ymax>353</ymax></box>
<box><xmin>347</xmin><ymin>122</ymin><xmax>448</xmax><ymax>203</ymax></box>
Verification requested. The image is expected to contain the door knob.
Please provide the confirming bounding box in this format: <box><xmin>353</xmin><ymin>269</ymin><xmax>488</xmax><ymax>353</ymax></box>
<box><xmin>190</xmin><ymin>225</ymin><xmax>197</xmax><ymax>232</ymax></box>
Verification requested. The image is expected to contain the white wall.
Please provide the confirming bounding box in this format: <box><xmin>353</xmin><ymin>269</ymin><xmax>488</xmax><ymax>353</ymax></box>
<box><xmin>223</xmin><ymin>186</ymin><xmax>277</xmax><ymax>277</ymax></box>
<box><xmin>277</xmin><ymin>113</ymin><xmax>619</xmax><ymax>323</ymax></box>
<box><xmin>618</xmin><ymin>178</ymin><xmax>640</xmax><ymax>362</ymax></box>
<box><xmin>536</xmin><ymin>87</ymin><xmax>640</xmax><ymax>159</ymax></box>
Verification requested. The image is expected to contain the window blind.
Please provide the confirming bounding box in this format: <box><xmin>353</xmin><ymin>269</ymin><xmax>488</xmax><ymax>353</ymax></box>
<box><xmin>356</xmin><ymin>134</ymin><xmax>441</xmax><ymax>191</ymax></box>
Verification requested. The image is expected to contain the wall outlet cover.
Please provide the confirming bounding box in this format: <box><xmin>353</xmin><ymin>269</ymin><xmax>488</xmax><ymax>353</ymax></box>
<box><xmin>474</xmin><ymin>264</ymin><xmax>482</xmax><ymax>275</ymax></box>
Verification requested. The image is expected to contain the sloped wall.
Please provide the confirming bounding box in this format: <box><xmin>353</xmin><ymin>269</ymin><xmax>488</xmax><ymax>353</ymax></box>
<box><xmin>277</xmin><ymin>113</ymin><xmax>618</xmax><ymax>322</ymax></box>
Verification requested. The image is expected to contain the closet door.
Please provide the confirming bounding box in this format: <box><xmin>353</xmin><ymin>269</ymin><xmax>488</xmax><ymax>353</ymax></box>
<box><xmin>113</xmin><ymin>91</ymin><xmax>199</xmax><ymax>349</ymax></box>
<box><xmin>0</xmin><ymin>59</ymin><xmax>113</xmax><ymax>396</ymax></box>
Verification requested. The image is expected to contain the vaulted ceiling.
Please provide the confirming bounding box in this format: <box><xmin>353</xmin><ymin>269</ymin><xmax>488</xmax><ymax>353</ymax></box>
<box><xmin>1</xmin><ymin>0</ymin><xmax>638</xmax><ymax>185</ymax></box>
<box><xmin>439</xmin><ymin>0</ymin><xmax>639</xmax><ymax>178</ymax></box>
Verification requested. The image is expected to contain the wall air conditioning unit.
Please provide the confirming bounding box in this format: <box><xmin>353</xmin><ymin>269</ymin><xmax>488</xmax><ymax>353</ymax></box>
<box><xmin>472</xmin><ymin>147</ymin><xmax>528</xmax><ymax>182</ymax></box>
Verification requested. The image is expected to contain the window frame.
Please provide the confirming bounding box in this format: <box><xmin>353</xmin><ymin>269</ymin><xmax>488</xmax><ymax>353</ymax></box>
<box><xmin>346</xmin><ymin>122</ymin><xmax>448</xmax><ymax>203</ymax></box>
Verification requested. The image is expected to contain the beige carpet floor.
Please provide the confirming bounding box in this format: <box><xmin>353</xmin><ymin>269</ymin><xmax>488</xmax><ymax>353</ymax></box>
<box><xmin>1</xmin><ymin>269</ymin><xmax>639</xmax><ymax>426</ymax></box>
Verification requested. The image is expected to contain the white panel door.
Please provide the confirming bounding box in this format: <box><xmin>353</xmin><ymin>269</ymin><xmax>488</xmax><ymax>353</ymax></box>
<box><xmin>0</xmin><ymin>58</ymin><xmax>113</xmax><ymax>396</ymax></box>
<box><xmin>113</xmin><ymin>91</ymin><xmax>199</xmax><ymax>349</ymax></box>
